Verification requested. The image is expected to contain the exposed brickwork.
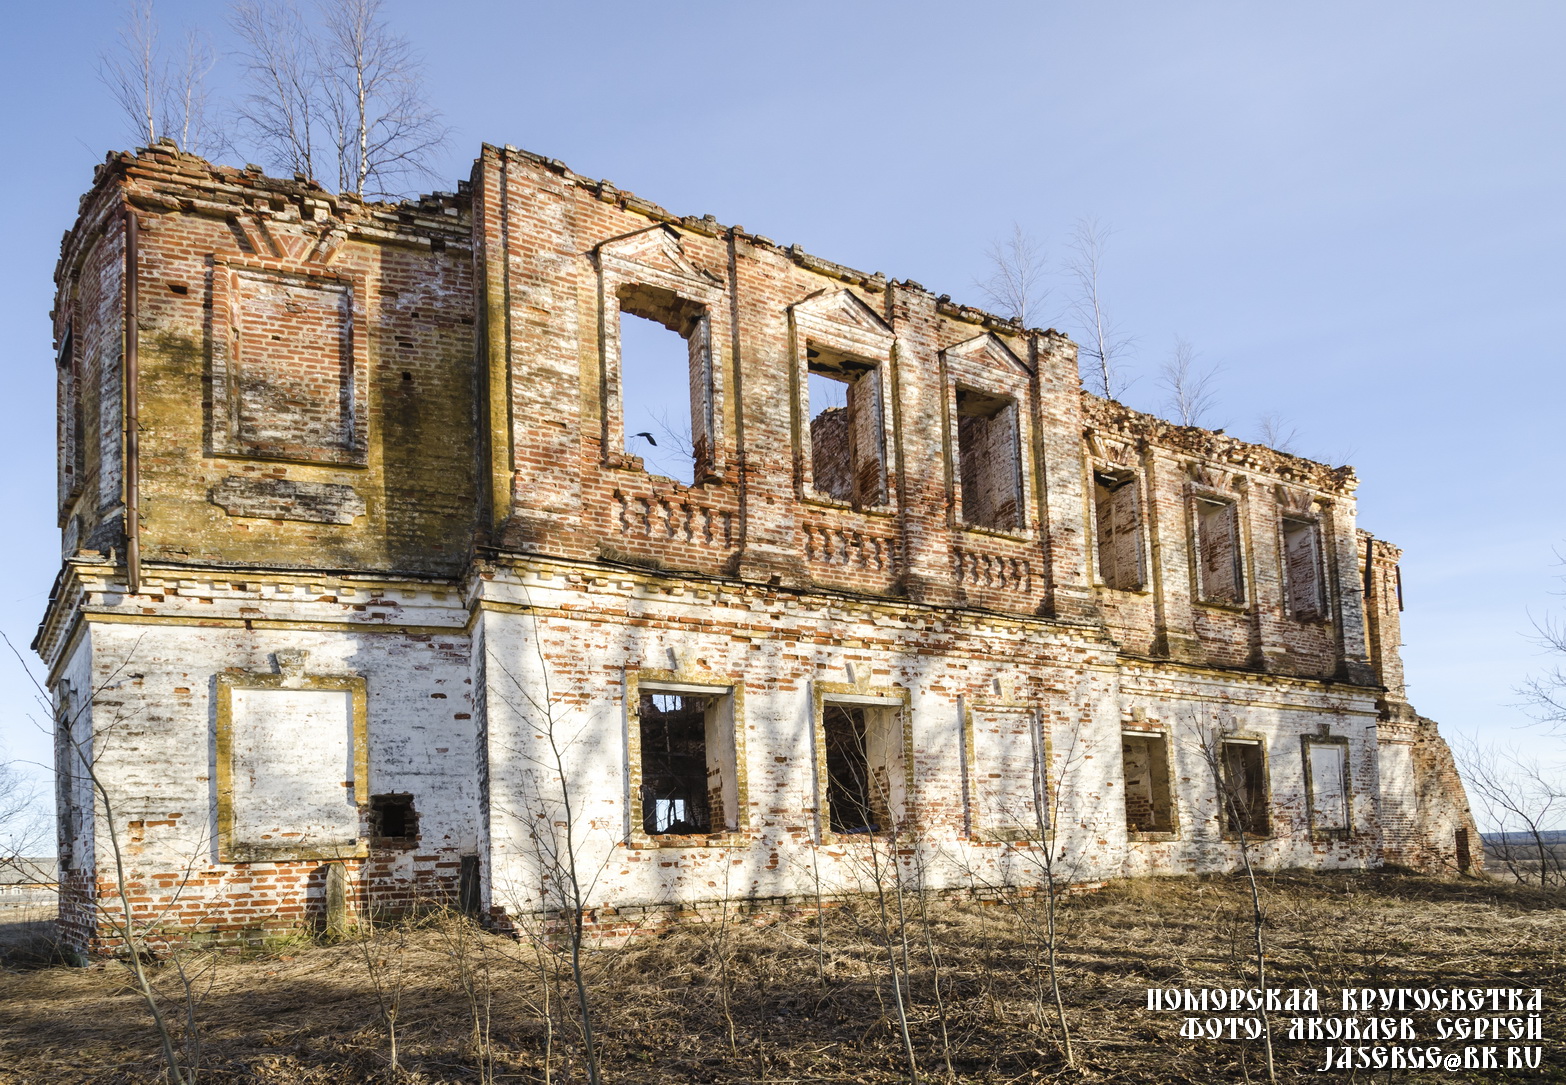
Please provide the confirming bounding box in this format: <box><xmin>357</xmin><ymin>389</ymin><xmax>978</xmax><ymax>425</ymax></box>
<box><xmin>36</xmin><ymin>143</ymin><xmax>1477</xmax><ymax>953</ymax></box>
<box><xmin>1362</xmin><ymin>534</ymin><xmax>1483</xmax><ymax>873</ymax></box>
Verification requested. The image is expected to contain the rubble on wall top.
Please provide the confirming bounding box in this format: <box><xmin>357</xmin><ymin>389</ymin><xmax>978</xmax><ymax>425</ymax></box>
<box><xmin>1357</xmin><ymin>530</ymin><xmax>1403</xmax><ymax>558</ymax></box>
<box><xmin>75</xmin><ymin>142</ymin><xmax>469</xmax><ymax>240</ymax></box>
<box><xmin>1082</xmin><ymin>393</ymin><xmax>1358</xmax><ymax>494</ymax></box>
<box><xmin>482</xmin><ymin>142</ymin><xmax>1067</xmax><ymax>343</ymax></box>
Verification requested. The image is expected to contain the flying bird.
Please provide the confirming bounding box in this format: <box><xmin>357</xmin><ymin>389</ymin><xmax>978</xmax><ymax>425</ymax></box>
<box><xmin>631</xmin><ymin>432</ymin><xmax>657</xmax><ymax>446</ymax></box>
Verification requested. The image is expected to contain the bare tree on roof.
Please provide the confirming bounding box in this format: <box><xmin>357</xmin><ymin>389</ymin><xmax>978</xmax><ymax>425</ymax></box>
<box><xmin>977</xmin><ymin>223</ymin><xmax>1050</xmax><ymax>329</ymax></box>
<box><xmin>232</xmin><ymin>0</ymin><xmax>449</xmax><ymax>199</ymax></box>
<box><xmin>1255</xmin><ymin>412</ymin><xmax>1301</xmax><ymax>455</ymax></box>
<box><xmin>231</xmin><ymin>0</ymin><xmax>323</xmax><ymax>180</ymax></box>
<box><xmin>99</xmin><ymin>0</ymin><xmax>225</xmax><ymax>157</ymax></box>
<box><xmin>1065</xmin><ymin>217</ymin><xmax>1136</xmax><ymax>400</ymax></box>
<box><xmin>1160</xmin><ymin>336</ymin><xmax>1221</xmax><ymax>428</ymax></box>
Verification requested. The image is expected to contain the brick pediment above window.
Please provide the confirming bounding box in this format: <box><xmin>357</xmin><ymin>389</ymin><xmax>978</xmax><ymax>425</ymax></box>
<box><xmin>596</xmin><ymin>224</ymin><xmax>724</xmax><ymax>292</ymax></box>
<box><xmin>942</xmin><ymin>330</ymin><xmax>1031</xmax><ymax>376</ymax></box>
<box><xmin>790</xmin><ymin>288</ymin><xmax>894</xmax><ymax>359</ymax></box>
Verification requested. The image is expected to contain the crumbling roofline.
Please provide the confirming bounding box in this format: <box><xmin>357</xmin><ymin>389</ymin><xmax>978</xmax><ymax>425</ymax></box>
<box><xmin>1081</xmin><ymin>389</ymin><xmax>1359</xmax><ymax>492</ymax></box>
<box><xmin>479</xmin><ymin>142</ymin><xmax>1070</xmax><ymax>343</ymax></box>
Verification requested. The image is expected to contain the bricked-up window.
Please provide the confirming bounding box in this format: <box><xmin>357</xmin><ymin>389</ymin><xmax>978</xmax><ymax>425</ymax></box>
<box><xmin>970</xmin><ymin>707</ymin><xmax>1046</xmax><ymax>835</ymax></box>
<box><xmin>1094</xmin><ymin>470</ymin><xmax>1144</xmax><ymax>591</ymax></box>
<box><xmin>56</xmin><ymin>327</ymin><xmax>84</xmax><ymax>513</ymax></box>
<box><xmin>822</xmin><ymin>703</ymin><xmax>903</xmax><ymax>834</ymax></box>
<box><xmin>618</xmin><ymin>284</ymin><xmax>711</xmax><ymax>486</ymax></box>
<box><xmin>232</xmin><ymin>268</ymin><xmax>356</xmax><ymax>460</ymax></box>
<box><xmin>807</xmin><ymin>346</ymin><xmax>885</xmax><ymax>508</ymax></box>
<box><xmin>1195</xmin><ymin>496</ymin><xmax>1245</xmax><ymax>605</ymax></box>
<box><xmin>1282</xmin><ymin>517</ymin><xmax>1325</xmax><ymax>621</ymax></box>
<box><xmin>1220</xmin><ymin>740</ymin><xmax>1269</xmax><ymax>835</ymax></box>
<box><xmin>955</xmin><ymin>388</ymin><xmax>1022</xmax><ymax>531</ymax></box>
<box><xmin>1304</xmin><ymin>739</ymin><xmax>1349</xmax><ymax>834</ymax></box>
<box><xmin>636</xmin><ymin>691</ymin><xmax>741</xmax><ymax>835</ymax></box>
<box><xmin>1122</xmin><ymin>732</ymin><xmax>1174</xmax><ymax>833</ymax></box>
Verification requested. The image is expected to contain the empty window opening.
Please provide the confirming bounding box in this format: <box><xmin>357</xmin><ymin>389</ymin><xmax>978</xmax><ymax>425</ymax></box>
<box><xmin>1282</xmin><ymin>518</ymin><xmax>1325</xmax><ymax>620</ymax></box>
<box><xmin>807</xmin><ymin>347</ymin><xmax>885</xmax><ymax>507</ymax></box>
<box><xmin>1219</xmin><ymin>741</ymin><xmax>1269</xmax><ymax>835</ymax></box>
<box><xmin>1094</xmin><ymin>470</ymin><xmax>1144</xmax><ymax>591</ymax></box>
<box><xmin>1122</xmin><ymin>733</ymin><xmax>1174</xmax><ymax>833</ymax></box>
<box><xmin>639</xmin><ymin>693</ymin><xmax>712</xmax><ymax>834</ymax></box>
<box><xmin>822</xmin><ymin>703</ymin><xmax>899</xmax><ymax>834</ymax></box>
<box><xmin>1195</xmin><ymin>497</ymin><xmax>1244</xmax><ymax>605</ymax></box>
<box><xmin>956</xmin><ymin>388</ymin><xmax>1022</xmax><ymax>530</ymax></box>
<box><xmin>637</xmin><ymin>691</ymin><xmax>737</xmax><ymax>835</ymax></box>
<box><xmin>1306</xmin><ymin>740</ymin><xmax>1349</xmax><ymax>834</ymax></box>
<box><xmin>618</xmin><ymin>285</ymin><xmax>710</xmax><ymax>486</ymax></box>
<box><xmin>370</xmin><ymin>793</ymin><xmax>418</xmax><ymax>841</ymax></box>
<box><xmin>1455</xmin><ymin>828</ymin><xmax>1472</xmax><ymax>873</ymax></box>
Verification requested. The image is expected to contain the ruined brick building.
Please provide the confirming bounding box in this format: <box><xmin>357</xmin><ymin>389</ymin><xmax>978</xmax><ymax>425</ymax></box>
<box><xmin>37</xmin><ymin>142</ymin><xmax>1481</xmax><ymax>950</ymax></box>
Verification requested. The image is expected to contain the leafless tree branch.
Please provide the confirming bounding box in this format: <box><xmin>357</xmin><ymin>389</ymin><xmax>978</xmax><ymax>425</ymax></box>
<box><xmin>235</xmin><ymin>0</ymin><xmax>447</xmax><ymax>197</ymax></box>
<box><xmin>1064</xmin><ymin>217</ymin><xmax>1136</xmax><ymax>400</ymax></box>
<box><xmin>231</xmin><ymin>0</ymin><xmax>323</xmax><ymax>179</ymax></box>
<box><xmin>99</xmin><ymin>0</ymin><xmax>163</xmax><ymax>148</ymax></box>
<box><xmin>1255</xmin><ymin>412</ymin><xmax>1300</xmax><ymax>456</ymax></box>
<box><xmin>976</xmin><ymin>223</ymin><xmax>1049</xmax><ymax>329</ymax></box>
<box><xmin>1453</xmin><ymin>735</ymin><xmax>1563</xmax><ymax>886</ymax></box>
<box><xmin>100</xmin><ymin>1</ymin><xmax>224</xmax><ymax>156</ymax></box>
<box><xmin>1160</xmin><ymin>336</ymin><xmax>1221</xmax><ymax>428</ymax></box>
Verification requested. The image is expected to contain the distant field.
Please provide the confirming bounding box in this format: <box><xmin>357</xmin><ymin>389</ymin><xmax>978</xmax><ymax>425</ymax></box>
<box><xmin>1484</xmin><ymin>833</ymin><xmax>1566</xmax><ymax>886</ymax></box>
<box><xmin>1</xmin><ymin>872</ymin><xmax>1561</xmax><ymax>1084</ymax></box>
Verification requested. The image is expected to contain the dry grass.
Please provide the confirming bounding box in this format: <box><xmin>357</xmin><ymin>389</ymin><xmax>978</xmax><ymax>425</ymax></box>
<box><xmin>0</xmin><ymin>871</ymin><xmax>1561</xmax><ymax>1083</ymax></box>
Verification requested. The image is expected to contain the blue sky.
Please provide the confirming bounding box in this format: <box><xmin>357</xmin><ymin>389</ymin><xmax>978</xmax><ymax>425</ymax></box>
<box><xmin>2</xmin><ymin>2</ymin><xmax>1563</xmax><ymax>826</ymax></box>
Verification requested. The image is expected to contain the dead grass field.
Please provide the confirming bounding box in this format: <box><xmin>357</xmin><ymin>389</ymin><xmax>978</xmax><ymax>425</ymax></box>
<box><xmin>0</xmin><ymin>871</ymin><xmax>1561</xmax><ymax>1084</ymax></box>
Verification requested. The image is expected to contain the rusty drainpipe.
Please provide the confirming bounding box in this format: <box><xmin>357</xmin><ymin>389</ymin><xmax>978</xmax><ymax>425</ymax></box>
<box><xmin>123</xmin><ymin>206</ymin><xmax>140</xmax><ymax>595</ymax></box>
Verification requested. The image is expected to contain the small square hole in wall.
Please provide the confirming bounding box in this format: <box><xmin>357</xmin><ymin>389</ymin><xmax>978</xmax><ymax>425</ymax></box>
<box><xmin>371</xmin><ymin>793</ymin><xmax>418</xmax><ymax>842</ymax></box>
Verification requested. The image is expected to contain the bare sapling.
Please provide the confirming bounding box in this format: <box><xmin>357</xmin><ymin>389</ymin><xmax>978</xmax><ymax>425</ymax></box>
<box><xmin>351</xmin><ymin>897</ymin><xmax>410</xmax><ymax>1076</ymax></box>
<box><xmin>7</xmin><ymin>633</ymin><xmax>203</xmax><ymax>1084</ymax></box>
<box><xmin>1190</xmin><ymin>713</ymin><xmax>1276</xmax><ymax>1084</ymax></box>
<box><xmin>1455</xmin><ymin>736</ymin><xmax>1563</xmax><ymax>887</ymax></box>
<box><xmin>435</xmin><ymin>907</ymin><xmax>497</xmax><ymax>1085</ymax></box>
<box><xmin>1064</xmin><ymin>217</ymin><xmax>1135</xmax><ymax>401</ymax></box>
<box><xmin>233</xmin><ymin>0</ymin><xmax>448</xmax><ymax>198</ymax></box>
<box><xmin>905</xmin><ymin>828</ymin><xmax>955</xmax><ymax>1080</ymax></box>
<box><xmin>976</xmin><ymin>223</ymin><xmax>1050</xmax><ymax>328</ymax></box>
<box><xmin>99</xmin><ymin>0</ymin><xmax>224</xmax><ymax>156</ymax></box>
<box><xmin>963</xmin><ymin>705</ymin><xmax>1087</xmax><ymax>1068</ymax></box>
<box><xmin>833</xmin><ymin>715</ymin><xmax>920</xmax><ymax>1084</ymax></box>
<box><xmin>486</xmin><ymin>607</ymin><xmax>624</xmax><ymax>1085</ymax></box>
